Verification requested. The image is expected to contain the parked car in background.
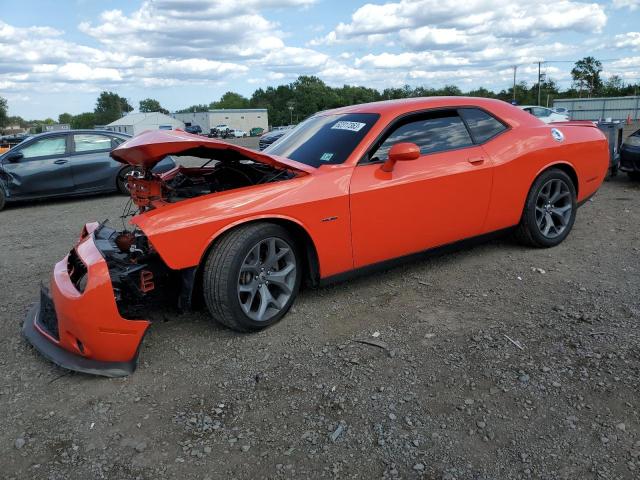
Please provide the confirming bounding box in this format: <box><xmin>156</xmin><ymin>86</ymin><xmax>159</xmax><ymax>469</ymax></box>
<box><xmin>23</xmin><ymin>97</ymin><xmax>609</xmax><ymax>376</ymax></box>
<box><xmin>554</xmin><ymin>107</ymin><xmax>569</xmax><ymax>115</ymax></box>
<box><xmin>0</xmin><ymin>130</ymin><xmax>175</xmax><ymax>211</ymax></box>
<box><xmin>259</xmin><ymin>129</ymin><xmax>290</xmax><ymax>150</ymax></box>
<box><xmin>620</xmin><ymin>128</ymin><xmax>640</xmax><ymax>180</ymax></box>
<box><xmin>250</xmin><ymin>127</ymin><xmax>264</xmax><ymax>137</ymax></box>
<box><xmin>208</xmin><ymin>124</ymin><xmax>231</xmax><ymax>138</ymax></box>
<box><xmin>185</xmin><ymin>125</ymin><xmax>202</xmax><ymax>135</ymax></box>
<box><xmin>229</xmin><ymin>129</ymin><xmax>248</xmax><ymax>138</ymax></box>
<box><xmin>519</xmin><ymin>106</ymin><xmax>570</xmax><ymax>123</ymax></box>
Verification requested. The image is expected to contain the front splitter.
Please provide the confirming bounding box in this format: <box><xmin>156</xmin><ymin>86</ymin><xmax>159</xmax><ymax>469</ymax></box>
<box><xmin>22</xmin><ymin>301</ymin><xmax>138</xmax><ymax>378</ymax></box>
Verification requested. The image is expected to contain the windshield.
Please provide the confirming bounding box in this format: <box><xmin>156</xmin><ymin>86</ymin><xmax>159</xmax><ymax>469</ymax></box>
<box><xmin>265</xmin><ymin>113</ymin><xmax>380</xmax><ymax>167</ymax></box>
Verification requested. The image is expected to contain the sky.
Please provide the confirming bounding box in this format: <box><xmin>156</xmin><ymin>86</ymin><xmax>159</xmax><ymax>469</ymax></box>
<box><xmin>1</xmin><ymin>0</ymin><xmax>639</xmax><ymax>119</ymax></box>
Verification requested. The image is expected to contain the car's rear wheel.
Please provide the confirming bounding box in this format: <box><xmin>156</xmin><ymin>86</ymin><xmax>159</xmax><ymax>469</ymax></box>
<box><xmin>0</xmin><ymin>187</ymin><xmax>5</xmax><ymax>211</ymax></box>
<box><xmin>515</xmin><ymin>168</ymin><xmax>577</xmax><ymax>248</ymax></box>
<box><xmin>628</xmin><ymin>171</ymin><xmax>640</xmax><ymax>181</ymax></box>
<box><xmin>202</xmin><ymin>223</ymin><xmax>301</xmax><ymax>332</ymax></box>
<box><xmin>117</xmin><ymin>167</ymin><xmax>133</xmax><ymax>194</ymax></box>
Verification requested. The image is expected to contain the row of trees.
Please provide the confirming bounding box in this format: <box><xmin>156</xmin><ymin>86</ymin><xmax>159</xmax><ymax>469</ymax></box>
<box><xmin>2</xmin><ymin>57</ymin><xmax>638</xmax><ymax>131</ymax></box>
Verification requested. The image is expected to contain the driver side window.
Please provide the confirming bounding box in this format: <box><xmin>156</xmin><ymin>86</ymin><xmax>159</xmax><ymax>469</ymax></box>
<box><xmin>370</xmin><ymin>110</ymin><xmax>473</xmax><ymax>162</ymax></box>
<box><xmin>20</xmin><ymin>137</ymin><xmax>67</xmax><ymax>159</ymax></box>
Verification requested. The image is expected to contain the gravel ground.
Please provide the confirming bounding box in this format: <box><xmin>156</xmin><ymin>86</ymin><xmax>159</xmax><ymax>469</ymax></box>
<box><xmin>1</xmin><ymin>166</ymin><xmax>639</xmax><ymax>479</ymax></box>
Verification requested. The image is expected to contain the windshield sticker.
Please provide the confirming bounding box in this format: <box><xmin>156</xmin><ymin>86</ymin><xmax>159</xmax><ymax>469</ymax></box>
<box><xmin>331</xmin><ymin>121</ymin><xmax>367</xmax><ymax>132</ymax></box>
<box><xmin>320</xmin><ymin>153</ymin><xmax>334</xmax><ymax>162</ymax></box>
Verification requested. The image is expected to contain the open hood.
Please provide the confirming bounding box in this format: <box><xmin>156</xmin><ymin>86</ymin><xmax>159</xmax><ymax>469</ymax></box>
<box><xmin>110</xmin><ymin>129</ymin><xmax>315</xmax><ymax>173</ymax></box>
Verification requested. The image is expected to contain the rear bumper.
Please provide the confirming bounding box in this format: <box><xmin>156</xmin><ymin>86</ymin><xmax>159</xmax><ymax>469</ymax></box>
<box><xmin>22</xmin><ymin>222</ymin><xmax>150</xmax><ymax>377</ymax></box>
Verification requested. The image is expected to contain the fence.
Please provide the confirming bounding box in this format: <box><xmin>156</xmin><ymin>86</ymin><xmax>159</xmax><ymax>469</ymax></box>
<box><xmin>553</xmin><ymin>96</ymin><xmax>640</xmax><ymax>121</ymax></box>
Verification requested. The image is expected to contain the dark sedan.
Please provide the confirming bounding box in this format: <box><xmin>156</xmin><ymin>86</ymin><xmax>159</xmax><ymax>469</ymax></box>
<box><xmin>620</xmin><ymin>128</ymin><xmax>640</xmax><ymax>181</ymax></box>
<box><xmin>258</xmin><ymin>129</ymin><xmax>290</xmax><ymax>150</ymax></box>
<box><xmin>0</xmin><ymin>130</ymin><xmax>176</xmax><ymax>211</ymax></box>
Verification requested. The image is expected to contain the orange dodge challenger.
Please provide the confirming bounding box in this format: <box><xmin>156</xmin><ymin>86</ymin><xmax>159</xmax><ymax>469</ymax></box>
<box><xmin>23</xmin><ymin>97</ymin><xmax>609</xmax><ymax>376</ymax></box>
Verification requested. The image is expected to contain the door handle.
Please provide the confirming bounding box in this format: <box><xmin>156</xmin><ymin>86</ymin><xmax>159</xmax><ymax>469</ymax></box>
<box><xmin>467</xmin><ymin>156</ymin><xmax>485</xmax><ymax>165</ymax></box>
<box><xmin>54</xmin><ymin>159</ymin><xmax>68</xmax><ymax>165</ymax></box>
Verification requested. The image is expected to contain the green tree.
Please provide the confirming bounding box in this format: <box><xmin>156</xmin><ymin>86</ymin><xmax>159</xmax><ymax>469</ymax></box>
<box><xmin>58</xmin><ymin>113</ymin><xmax>73</xmax><ymax>124</ymax></box>
<box><xmin>176</xmin><ymin>104</ymin><xmax>211</xmax><ymax>113</ymax></box>
<box><xmin>603</xmin><ymin>75</ymin><xmax>624</xmax><ymax>96</ymax></box>
<box><xmin>213</xmin><ymin>92</ymin><xmax>250</xmax><ymax>109</ymax></box>
<box><xmin>71</xmin><ymin>112</ymin><xmax>97</xmax><ymax>129</ymax></box>
<box><xmin>6</xmin><ymin>115</ymin><xmax>26</xmax><ymax>128</ymax></box>
<box><xmin>94</xmin><ymin>91</ymin><xmax>133</xmax><ymax>125</ymax></box>
<box><xmin>139</xmin><ymin>98</ymin><xmax>168</xmax><ymax>114</ymax></box>
<box><xmin>0</xmin><ymin>96</ymin><xmax>8</xmax><ymax>127</ymax></box>
<box><xmin>571</xmin><ymin>56</ymin><xmax>603</xmax><ymax>97</ymax></box>
<box><xmin>467</xmin><ymin>87</ymin><xmax>496</xmax><ymax>98</ymax></box>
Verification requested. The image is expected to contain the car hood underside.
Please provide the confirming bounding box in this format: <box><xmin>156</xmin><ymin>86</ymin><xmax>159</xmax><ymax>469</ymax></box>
<box><xmin>110</xmin><ymin>129</ymin><xmax>314</xmax><ymax>173</ymax></box>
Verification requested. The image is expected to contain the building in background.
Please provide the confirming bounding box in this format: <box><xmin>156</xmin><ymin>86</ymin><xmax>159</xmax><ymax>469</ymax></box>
<box><xmin>44</xmin><ymin>124</ymin><xmax>70</xmax><ymax>132</ymax></box>
<box><xmin>105</xmin><ymin>112</ymin><xmax>184</xmax><ymax>136</ymax></box>
<box><xmin>172</xmin><ymin>109</ymin><xmax>268</xmax><ymax>134</ymax></box>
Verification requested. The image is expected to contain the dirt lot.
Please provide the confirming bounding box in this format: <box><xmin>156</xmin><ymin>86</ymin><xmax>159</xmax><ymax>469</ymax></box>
<box><xmin>1</xmin><ymin>162</ymin><xmax>639</xmax><ymax>479</ymax></box>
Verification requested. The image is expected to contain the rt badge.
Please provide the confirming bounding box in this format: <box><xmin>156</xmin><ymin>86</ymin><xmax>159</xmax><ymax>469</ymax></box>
<box><xmin>551</xmin><ymin>128</ymin><xmax>564</xmax><ymax>142</ymax></box>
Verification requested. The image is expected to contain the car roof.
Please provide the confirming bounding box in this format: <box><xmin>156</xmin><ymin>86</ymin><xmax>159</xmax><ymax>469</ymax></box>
<box><xmin>320</xmin><ymin>96</ymin><xmax>537</xmax><ymax>127</ymax></box>
<box><xmin>28</xmin><ymin>129</ymin><xmax>132</xmax><ymax>139</ymax></box>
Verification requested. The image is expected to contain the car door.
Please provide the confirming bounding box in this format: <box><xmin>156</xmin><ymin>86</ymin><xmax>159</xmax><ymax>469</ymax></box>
<box><xmin>349</xmin><ymin>109</ymin><xmax>495</xmax><ymax>268</ymax></box>
<box><xmin>1</xmin><ymin>134</ymin><xmax>74</xmax><ymax>198</ymax></box>
<box><xmin>69</xmin><ymin>133</ymin><xmax>119</xmax><ymax>192</ymax></box>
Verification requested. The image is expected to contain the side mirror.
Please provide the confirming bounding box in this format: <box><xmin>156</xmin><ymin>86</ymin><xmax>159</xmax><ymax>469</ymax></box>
<box><xmin>381</xmin><ymin>142</ymin><xmax>420</xmax><ymax>172</ymax></box>
<box><xmin>5</xmin><ymin>151</ymin><xmax>23</xmax><ymax>163</ymax></box>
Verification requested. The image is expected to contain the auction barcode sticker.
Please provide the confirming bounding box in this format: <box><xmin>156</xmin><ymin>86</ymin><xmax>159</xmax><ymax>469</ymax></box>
<box><xmin>331</xmin><ymin>121</ymin><xmax>366</xmax><ymax>132</ymax></box>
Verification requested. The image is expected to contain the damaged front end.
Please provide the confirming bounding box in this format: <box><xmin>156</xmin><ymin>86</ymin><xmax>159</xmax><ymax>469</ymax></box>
<box><xmin>23</xmin><ymin>221</ymin><xmax>196</xmax><ymax>377</ymax></box>
<box><xmin>23</xmin><ymin>130</ymin><xmax>310</xmax><ymax>376</ymax></box>
<box><xmin>22</xmin><ymin>223</ymin><xmax>146</xmax><ymax>376</ymax></box>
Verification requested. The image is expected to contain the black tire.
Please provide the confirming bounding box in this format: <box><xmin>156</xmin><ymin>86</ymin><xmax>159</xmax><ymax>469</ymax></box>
<box><xmin>515</xmin><ymin>168</ymin><xmax>577</xmax><ymax>248</ymax></box>
<box><xmin>0</xmin><ymin>187</ymin><xmax>5</xmax><ymax>212</ymax></box>
<box><xmin>628</xmin><ymin>171</ymin><xmax>640</xmax><ymax>181</ymax></box>
<box><xmin>202</xmin><ymin>223</ymin><xmax>301</xmax><ymax>332</ymax></box>
<box><xmin>117</xmin><ymin>167</ymin><xmax>133</xmax><ymax>194</ymax></box>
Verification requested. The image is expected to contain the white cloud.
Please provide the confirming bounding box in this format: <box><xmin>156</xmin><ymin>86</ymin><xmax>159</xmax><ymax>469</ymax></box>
<box><xmin>612</xmin><ymin>0</ymin><xmax>640</xmax><ymax>10</ymax></box>
<box><xmin>615</xmin><ymin>32</ymin><xmax>640</xmax><ymax>50</ymax></box>
<box><xmin>78</xmin><ymin>1</ymin><xmax>296</xmax><ymax>60</ymax></box>
<box><xmin>316</xmin><ymin>0</ymin><xmax>606</xmax><ymax>47</ymax></box>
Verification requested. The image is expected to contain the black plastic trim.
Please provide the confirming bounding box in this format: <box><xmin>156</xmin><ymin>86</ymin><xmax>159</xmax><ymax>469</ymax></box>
<box><xmin>22</xmin><ymin>298</ymin><xmax>138</xmax><ymax>378</ymax></box>
<box><xmin>319</xmin><ymin>227</ymin><xmax>513</xmax><ymax>287</ymax></box>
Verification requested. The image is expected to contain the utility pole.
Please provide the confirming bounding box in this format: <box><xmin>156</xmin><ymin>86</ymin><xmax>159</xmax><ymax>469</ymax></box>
<box><xmin>537</xmin><ymin>61</ymin><xmax>542</xmax><ymax>106</ymax></box>
<box><xmin>512</xmin><ymin>66</ymin><xmax>518</xmax><ymax>104</ymax></box>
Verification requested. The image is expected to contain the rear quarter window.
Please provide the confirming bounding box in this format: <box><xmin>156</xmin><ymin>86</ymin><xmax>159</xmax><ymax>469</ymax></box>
<box><xmin>459</xmin><ymin>108</ymin><xmax>507</xmax><ymax>143</ymax></box>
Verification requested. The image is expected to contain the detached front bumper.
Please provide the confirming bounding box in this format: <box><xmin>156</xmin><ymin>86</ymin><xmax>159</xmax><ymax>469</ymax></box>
<box><xmin>22</xmin><ymin>223</ymin><xmax>150</xmax><ymax>377</ymax></box>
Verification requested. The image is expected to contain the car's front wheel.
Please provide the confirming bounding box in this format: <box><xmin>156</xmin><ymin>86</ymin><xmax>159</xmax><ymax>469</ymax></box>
<box><xmin>515</xmin><ymin>168</ymin><xmax>577</xmax><ymax>248</ymax></box>
<box><xmin>0</xmin><ymin>187</ymin><xmax>5</xmax><ymax>211</ymax></box>
<box><xmin>202</xmin><ymin>223</ymin><xmax>301</xmax><ymax>331</ymax></box>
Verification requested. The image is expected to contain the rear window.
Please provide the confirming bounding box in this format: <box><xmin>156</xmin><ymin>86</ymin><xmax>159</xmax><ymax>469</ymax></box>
<box><xmin>73</xmin><ymin>134</ymin><xmax>112</xmax><ymax>152</ymax></box>
<box><xmin>265</xmin><ymin>113</ymin><xmax>380</xmax><ymax>167</ymax></box>
<box><xmin>459</xmin><ymin>108</ymin><xmax>507</xmax><ymax>143</ymax></box>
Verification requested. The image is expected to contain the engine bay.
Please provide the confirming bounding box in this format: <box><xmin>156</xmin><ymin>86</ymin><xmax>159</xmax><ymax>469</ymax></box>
<box><xmin>127</xmin><ymin>157</ymin><xmax>297</xmax><ymax>211</ymax></box>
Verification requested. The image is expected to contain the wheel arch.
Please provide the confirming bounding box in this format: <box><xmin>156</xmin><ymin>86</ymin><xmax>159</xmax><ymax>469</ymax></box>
<box><xmin>534</xmin><ymin>161</ymin><xmax>579</xmax><ymax>196</ymax></box>
<box><xmin>198</xmin><ymin>216</ymin><xmax>321</xmax><ymax>288</ymax></box>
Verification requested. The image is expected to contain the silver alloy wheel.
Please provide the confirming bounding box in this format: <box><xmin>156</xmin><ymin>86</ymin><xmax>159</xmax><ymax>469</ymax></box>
<box><xmin>237</xmin><ymin>237</ymin><xmax>296</xmax><ymax>322</ymax></box>
<box><xmin>535</xmin><ymin>178</ymin><xmax>572</xmax><ymax>239</ymax></box>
